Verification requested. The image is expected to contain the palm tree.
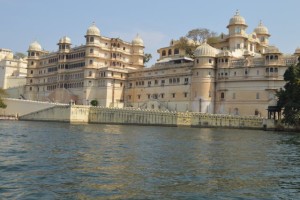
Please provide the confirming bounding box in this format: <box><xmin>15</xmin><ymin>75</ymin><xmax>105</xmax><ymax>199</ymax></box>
<box><xmin>0</xmin><ymin>88</ymin><xmax>7</xmax><ymax>108</ymax></box>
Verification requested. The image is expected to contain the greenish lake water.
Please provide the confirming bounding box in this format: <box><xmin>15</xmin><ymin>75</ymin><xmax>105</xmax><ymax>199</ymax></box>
<box><xmin>0</xmin><ymin>121</ymin><xmax>299</xmax><ymax>199</ymax></box>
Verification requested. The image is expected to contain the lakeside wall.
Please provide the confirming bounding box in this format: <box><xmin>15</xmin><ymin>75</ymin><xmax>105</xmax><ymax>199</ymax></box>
<box><xmin>19</xmin><ymin>104</ymin><xmax>270</xmax><ymax>129</ymax></box>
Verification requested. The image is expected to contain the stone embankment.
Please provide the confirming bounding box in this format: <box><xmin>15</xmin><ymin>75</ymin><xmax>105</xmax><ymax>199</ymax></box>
<box><xmin>19</xmin><ymin>105</ymin><xmax>271</xmax><ymax>130</ymax></box>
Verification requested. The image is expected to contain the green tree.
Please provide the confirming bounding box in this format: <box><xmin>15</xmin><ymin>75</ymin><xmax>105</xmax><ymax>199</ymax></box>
<box><xmin>277</xmin><ymin>61</ymin><xmax>300</xmax><ymax>126</ymax></box>
<box><xmin>90</xmin><ymin>99</ymin><xmax>98</xmax><ymax>106</ymax></box>
<box><xmin>143</xmin><ymin>53</ymin><xmax>152</xmax><ymax>64</ymax></box>
<box><xmin>174</xmin><ymin>37</ymin><xmax>197</xmax><ymax>58</ymax></box>
<box><xmin>186</xmin><ymin>28</ymin><xmax>217</xmax><ymax>44</ymax></box>
<box><xmin>13</xmin><ymin>52</ymin><xmax>26</xmax><ymax>59</ymax></box>
<box><xmin>0</xmin><ymin>89</ymin><xmax>7</xmax><ymax>109</ymax></box>
<box><xmin>174</xmin><ymin>28</ymin><xmax>218</xmax><ymax>58</ymax></box>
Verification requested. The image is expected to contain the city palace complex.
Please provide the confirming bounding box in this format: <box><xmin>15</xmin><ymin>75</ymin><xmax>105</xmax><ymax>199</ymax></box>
<box><xmin>1</xmin><ymin>11</ymin><xmax>300</xmax><ymax>118</ymax></box>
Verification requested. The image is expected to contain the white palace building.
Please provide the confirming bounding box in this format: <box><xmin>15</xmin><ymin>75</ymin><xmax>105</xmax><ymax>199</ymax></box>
<box><xmin>24</xmin><ymin>11</ymin><xmax>300</xmax><ymax>117</ymax></box>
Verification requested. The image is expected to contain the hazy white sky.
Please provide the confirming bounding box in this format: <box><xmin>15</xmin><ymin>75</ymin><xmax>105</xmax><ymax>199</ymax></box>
<box><xmin>1</xmin><ymin>0</ymin><xmax>300</xmax><ymax>66</ymax></box>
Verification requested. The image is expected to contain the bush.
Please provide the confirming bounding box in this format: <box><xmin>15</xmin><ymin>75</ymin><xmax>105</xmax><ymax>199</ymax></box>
<box><xmin>90</xmin><ymin>99</ymin><xmax>98</xmax><ymax>106</ymax></box>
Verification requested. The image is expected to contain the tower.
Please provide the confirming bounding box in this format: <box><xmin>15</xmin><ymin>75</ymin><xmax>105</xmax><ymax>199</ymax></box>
<box><xmin>227</xmin><ymin>10</ymin><xmax>248</xmax><ymax>51</ymax></box>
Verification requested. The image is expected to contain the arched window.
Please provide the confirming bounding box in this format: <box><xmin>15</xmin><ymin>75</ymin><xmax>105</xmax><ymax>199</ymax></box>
<box><xmin>162</xmin><ymin>50</ymin><xmax>166</xmax><ymax>57</ymax></box>
<box><xmin>90</xmin><ymin>48</ymin><xmax>94</xmax><ymax>54</ymax></box>
<box><xmin>174</xmin><ymin>48</ymin><xmax>179</xmax><ymax>55</ymax></box>
<box><xmin>168</xmin><ymin>49</ymin><xmax>172</xmax><ymax>55</ymax></box>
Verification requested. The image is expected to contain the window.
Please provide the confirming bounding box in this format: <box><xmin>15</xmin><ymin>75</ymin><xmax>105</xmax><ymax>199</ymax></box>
<box><xmin>161</xmin><ymin>93</ymin><xmax>164</xmax><ymax>98</ymax></box>
<box><xmin>162</xmin><ymin>50</ymin><xmax>166</xmax><ymax>56</ymax></box>
<box><xmin>147</xmin><ymin>94</ymin><xmax>151</xmax><ymax>99</ymax></box>
<box><xmin>174</xmin><ymin>48</ymin><xmax>179</xmax><ymax>55</ymax></box>
<box><xmin>256</xmin><ymin>93</ymin><xmax>260</xmax><ymax>99</ymax></box>
<box><xmin>90</xmin><ymin>37</ymin><xmax>94</xmax><ymax>42</ymax></box>
<box><xmin>154</xmin><ymin>80</ymin><xmax>158</xmax><ymax>85</ymax></box>
<box><xmin>89</xmin><ymin>71</ymin><xmax>92</xmax><ymax>77</ymax></box>
<box><xmin>137</xmin><ymin>94</ymin><xmax>141</xmax><ymax>99</ymax></box>
<box><xmin>89</xmin><ymin>60</ymin><xmax>93</xmax><ymax>65</ymax></box>
<box><xmin>184</xmin><ymin>92</ymin><xmax>188</xmax><ymax>98</ymax></box>
<box><xmin>168</xmin><ymin>49</ymin><xmax>172</xmax><ymax>55</ymax></box>
<box><xmin>161</xmin><ymin>80</ymin><xmax>165</xmax><ymax>85</ymax></box>
<box><xmin>274</xmin><ymin>68</ymin><xmax>278</xmax><ymax>73</ymax></box>
<box><xmin>31</xmin><ymin>61</ymin><xmax>34</xmax><ymax>66</ymax></box>
<box><xmin>128</xmin><ymin>95</ymin><xmax>131</xmax><ymax>100</ymax></box>
<box><xmin>172</xmin><ymin>93</ymin><xmax>176</xmax><ymax>98</ymax></box>
<box><xmin>90</xmin><ymin>48</ymin><xmax>94</xmax><ymax>54</ymax></box>
<box><xmin>30</xmin><ymin>70</ymin><xmax>33</xmax><ymax>74</ymax></box>
<box><xmin>257</xmin><ymin>70</ymin><xmax>260</xmax><ymax>75</ymax></box>
<box><xmin>237</xmin><ymin>44</ymin><xmax>241</xmax><ymax>49</ymax></box>
<box><xmin>209</xmin><ymin>59</ymin><xmax>212</xmax><ymax>63</ymax></box>
<box><xmin>221</xmin><ymin>92</ymin><xmax>225</xmax><ymax>99</ymax></box>
<box><xmin>184</xmin><ymin>78</ymin><xmax>189</xmax><ymax>84</ymax></box>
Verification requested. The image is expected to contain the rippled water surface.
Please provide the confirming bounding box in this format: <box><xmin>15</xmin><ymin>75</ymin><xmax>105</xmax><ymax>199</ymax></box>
<box><xmin>0</xmin><ymin>121</ymin><xmax>300</xmax><ymax>199</ymax></box>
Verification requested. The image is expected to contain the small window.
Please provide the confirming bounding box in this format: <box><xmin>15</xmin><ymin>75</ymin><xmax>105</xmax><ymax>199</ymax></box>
<box><xmin>90</xmin><ymin>48</ymin><xmax>94</xmax><ymax>54</ymax></box>
<box><xmin>184</xmin><ymin>92</ymin><xmax>188</xmax><ymax>98</ymax></box>
<box><xmin>89</xmin><ymin>60</ymin><xmax>93</xmax><ymax>65</ymax></box>
<box><xmin>162</xmin><ymin>50</ymin><xmax>166</xmax><ymax>57</ymax></box>
<box><xmin>90</xmin><ymin>37</ymin><xmax>94</xmax><ymax>42</ymax></box>
<box><xmin>168</xmin><ymin>49</ymin><xmax>172</xmax><ymax>55</ymax></box>
<box><xmin>221</xmin><ymin>92</ymin><xmax>225</xmax><ymax>99</ymax></box>
<box><xmin>147</xmin><ymin>94</ymin><xmax>151</xmax><ymax>99</ymax></box>
<box><xmin>137</xmin><ymin>94</ymin><xmax>141</xmax><ymax>99</ymax></box>
<box><xmin>89</xmin><ymin>71</ymin><xmax>92</xmax><ymax>77</ymax></box>
<box><xmin>30</xmin><ymin>70</ymin><xmax>33</xmax><ymax>74</ymax></box>
<box><xmin>172</xmin><ymin>93</ymin><xmax>176</xmax><ymax>98</ymax></box>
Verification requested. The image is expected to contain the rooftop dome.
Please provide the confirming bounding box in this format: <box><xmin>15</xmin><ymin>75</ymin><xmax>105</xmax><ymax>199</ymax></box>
<box><xmin>254</xmin><ymin>21</ymin><xmax>270</xmax><ymax>36</ymax></box>
<box><xmin>28</xmin><ymin>41</ymin><xmax>42</xmax><ymax>51</ymax></box>
<box><xmin>265</xmin><ymin>46</ymin><xmax>281</xmax><ymax>54</ymax></box>
<box><xmin>194</xmin><ymin>40</ymin><xmax>217</xmax><ymax>57</ymax></box>
<box><xmin>294</xmin><ymin>47</ymin><xmax>300</xmax><ymax>55</ymax></box>
<box><xmin>132</xmin><ymin>34</ymin><xmax>144</xmax><ymax>46</ymax></box>
<box><xmin>58</xmin><ymin>36</ymin><xmax>71</xmax><ymax>44</ymax></box>
<box><xmin>86</xmin><ymin>23</ymin><xmax>100</xmax><ymax>36</ymax></box>
<box><xmin>227</xmin><ymin>10</ymin><xmax>247</xmax><ymax>28</ymax></box>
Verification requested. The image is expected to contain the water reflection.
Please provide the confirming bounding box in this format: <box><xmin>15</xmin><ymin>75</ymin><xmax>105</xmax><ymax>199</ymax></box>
<box><xmin>0</xmin><ymin>121</ymin><xmax>300</xmax><ymax>199</ymax></box>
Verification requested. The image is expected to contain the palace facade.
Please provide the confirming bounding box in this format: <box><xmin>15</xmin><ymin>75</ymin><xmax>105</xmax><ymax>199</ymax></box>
<box><xmin>25</xmin><ymin>12</ymin><xmax>300</xmax><ymax>117</ymax></box>
<box><xmin>0</xmin><ymin>48</ymin><xmax>27</xmax><ymax>90</ymax></box>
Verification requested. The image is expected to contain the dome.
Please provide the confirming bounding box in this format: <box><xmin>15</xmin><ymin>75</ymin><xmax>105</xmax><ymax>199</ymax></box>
<box><xmin>59</xmin><ymin>36</ymin><xmax>71</xmax><ymax>44</ymax></box>
<box><xmin>227</xmin><ymin>10</ymin><xmax>247</xmax><ymax>27</ymax></box>
<box><xmin>28</xmin><ymin>41</ymin><xmax>42</xmax><ymax>51</ymax></box>
<box><xmin>86</xmin><ymin>23</ymin><xmax>100</xmax><ymax>36</ymax></box>
<box><xmin>132</xmin><ymin>34</ymin><xmax>144</xmax><ymax>46</ymax></box>
<box><xmin>254</xmin><ymin>21</ymin><xmax>270</xmax><ymax>36</ymax></box>
<box><xmin>194</xmin><ymin>40</ymin><xmax>217</xmax><ymax>57</ymax></box>
<box><xmin>265</xmin><ymin>46</ymin><xmax>281</xmax><ymax>54</ymax></box>
<box><xmin>294</xmin><ymin>47</ymin><xmax>300</xmax><ymax>55</ymax></box>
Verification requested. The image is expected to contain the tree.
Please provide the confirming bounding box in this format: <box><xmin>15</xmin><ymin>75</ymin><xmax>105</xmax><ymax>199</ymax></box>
<box><xmin>174</xmin><ymin>37</ymin><xmax>197</xmax><ymax>58</ymax></box>
<box><xmin>0</xmin><ymin>89</ymin><xmax>7</xmax><ymax>109</ymax></box>
<box><xmin>277</xmin><ymin>61</ymin><xmax>300</xmax><ymax>126</ymax></box>
<box><xmin>174</xmin><ymin>28</ymin><xmax>218</xmax><ymax>58</ymax></box>
<box><xmin>13</xmin><ymin>52</ymin><xmax>26</xmax><ymax>59</ymax></box>
<box><xmin>90</xmin><ymin>99</ymin><xmax>98</xmax><ymax>107</ymax></box>
<box><xmin>186</xmin><ymin>28</ymin><xmax>217</xmax><ymax>44</ymax></box>
<box><xmin>143</xmin><ymin>53</ymin><xmax>152</xmax><ymax>64</ymax></box>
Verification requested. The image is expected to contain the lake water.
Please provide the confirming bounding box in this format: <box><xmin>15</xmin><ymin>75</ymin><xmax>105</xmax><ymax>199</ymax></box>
<box><xmin>0</xmin><ymin>121</ymin><xmax>300</xmax><ymax>199</ymax></box>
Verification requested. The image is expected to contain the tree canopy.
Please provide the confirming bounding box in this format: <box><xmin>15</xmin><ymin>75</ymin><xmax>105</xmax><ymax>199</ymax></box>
<box><xmin>174</xmin><ymin>28</ymin><xmax>217</xmax><ymax>58</ymax></box>
<box><xmin>186</xmin><ymin>28</ymin><xmax>217</xmax><ymax>44</ymax></box>
<box><xmin>277</xmin><ymin>60</ymin><xmax>300</xmax><ymax>126</ymax></box>
<box><xmin>143</xmin><ymin>53</ymin><xmax>152</xmax><ymax>64</ymax></box>
<box><xmin>0</xmin><ymin>89</ymin><xmax>7</xmax><ymax>109</ymax></box>
<box><xmin>13</xmin><ymin>52</ymin><xmax>26</xmax><ymax>59</ymax></box>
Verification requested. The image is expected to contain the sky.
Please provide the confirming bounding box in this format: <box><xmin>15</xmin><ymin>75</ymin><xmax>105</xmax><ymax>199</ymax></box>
<box><xmin>1</xmin><ymin>0</ymin><xmax>300</xmax><ymax>66</ymax></box>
